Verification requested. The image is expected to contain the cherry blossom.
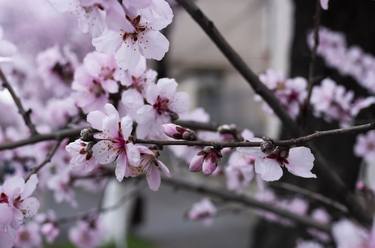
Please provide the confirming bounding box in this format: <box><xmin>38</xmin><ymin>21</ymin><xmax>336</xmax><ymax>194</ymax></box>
<box><xmin>0</xmin><ymin>26</ymin><xmax>17</xmax><ymax>63</ymax></box>
<box><xmin>69</xmin><ymin>218</ymin><xmax>104</xmax><ymax>248</ymax></box>
<box><xmin>47</xmin><ymin>168</ymin><xmax>77</xmax><ymax>207</ymax></box>
<box><xmin>47</xmin><ymin>0</ymin><xmax>109</xmax><ymax>37</ymax></box>
<box><xmin>354</xmin><ymin>130</ymin><xmax>375</xmax><ymax>164</ymax></box>
<box><xmin>136</xmin><ymin>78</ymin><xmax>190</xmax><ymax>138</ymax></box>
<box><xmin>14</xmin><ymin>222</ymin><xmax>42</xmax><ymax>248</ymax></box>
<box><xmin>92</xmin><ymin>0</ymin><xmax>173</xmax><ymax>70</ymax></box>
<box><xmin>320</xmin><ymin>0</ymin><xmax>329</xmax><ymax>10</ymax></box>
<box><xmin>332</xmin><ymin>219</ymin><xmax>375</xmax><ymax>248</ymax></box>
<box><xmin>66</xmin><ymin>139</ymin><xmax>98</xmax><ymax>173</ymax></box>
<box><xmin>187</xmin><ymin>198</ymin><xmax>217</xmax><ymax>225</ymax></box>
<box><xmin>36</xmin><ymin>210</ymin><xmax>59</xmax><ymax>243</ymax></box>
<box><xmin>0</xmin><ymin>175</ymin><xmax>40</xmax><ymax>248</ymax></box>
<box><xmin>87</xmin><ymin>103</ymin><xmax>141</xmax><ymax>181</ymax></box>
<box><xmin>309</xmin><ymin>28</ymin><xmax>375</xmax><ymax>93</ymax></box>
<box><xmin>126</xmin><ymin>146</ymin><xmax>171</xmax><ymax>191</ymax></box>
<box><xmin>239</xmin><ymin>140</ymin><xmax>316</xmax><ymax>181</ymax></box>
<box><xmin>296</xmin><ymin>240</ymin><xmax>323</xmax><ymax>248</ymax></box>
<box><xmin>72</xmin><ymin>51</ymin><xmax>119</xmax><ymax>113</ymax></box>
<box><xmin>225</xmin><ymin>150</ymin><xmax>255</xmax><ymax>193</ymax></box>
<box><xmin>311</xmin><ymin>78</ymin><xmax>375</xmax><ymax>126</ymax></box>
<box><xmin>258</xmin><ymin>69</ymin><xmax>307</xmax><ymax>119</ymax></box>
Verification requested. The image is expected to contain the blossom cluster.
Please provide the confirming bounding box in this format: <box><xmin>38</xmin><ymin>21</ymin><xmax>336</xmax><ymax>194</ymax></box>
<box><xmin>308</xmin><ymin>27</ymin><xmax>375</xmax><ymax>94</ymax></box>
<box><xmin>311</xmin><ymin>78</ymin><xmax>375</xmax><ymax>126</ymax></box>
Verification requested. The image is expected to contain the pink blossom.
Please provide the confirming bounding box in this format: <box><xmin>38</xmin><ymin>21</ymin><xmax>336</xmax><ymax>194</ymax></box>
<box><xmin>0</xmin><ymin>26</ymin><xmax>17</xmax><ymax>63</ymax></box>
<box><xmin>69</xmin><ymin>218</ymin><xmax>104</xmax><ymax>248</ymax></box>
<box><xmin>311</xmin><ymin>78</ymin><xmax>375</xmax><ymax>126</ymax></box>
<box><xmin>47</xmin><ymin>0</ymin><xmax>108</xmax><ymax>37</ymax></box>
<box><xmin>47</xmin><ymin>168</ymin><xmax>77</xmax><ymax>207</ymax></box>
<box><xmin>296</xmin><ymin>240</ymin><xmax>323</xmax><ymax>248</ymax></box>
<box><xmin>239</xmin><ymin>141</ymin><xmax>316</xmax><ymax>181</ymax></box>
<box><xmin>136</xmin><ymin>78</ymin><xmax>190</xmax><ymax>138</ymax></box>
<box><xmin>0</xmin><ymin>175</ymin><xmax>40</xmax><ymax>248</ymax></box>
<box><xmin>126</xmin><ymin>146</ymin><xmax>171</xmax><ymax>191</ymax></box>
<box><xmin>320</xmin><ymin>0</ymin><xmax>329</xmax><ymax>10</ymax></box>
<box><xmin>187</xmin><ymin>198</ymin><xmax>217</xmax><ymax>225</ymax></box>
<box><xmin>14</xmin><ymin>222</ymin><xmax>42</xmax><ymax>248</ymax></box>
<box><xmin>258</xmin><ymin>69</ymin><xmax>307</xmax><ymax>119</ymax></box>
<box><xmin>36</xmin><ymin>46</ymin><xmax>78</xmax><ymax>96</ymax></box>
<box><xmin>72</xmin><ymin>52</ymin><xmax>119</xmax><ymax>113</ymax></box>
<box><xmin>44</xmin><ymin>97</ymin><xmax>79</xmax><ymax>128</ymax></box>
<box><xmin>36</xmin><ymin>210</ymin><xmax>59</xmax><ymax>243</ymax></box>
<box><xmin>66</xmin><ymin>139</ymin><xmax>98</xmax><ymax>173</ymax></box>
<box><xmin>87</xmin><ymin>103</ymin><xmax>141</xmax><ymax>181</ymax></box>
<box><xmin>92</xmin><ymin>0</ymin><xmax>173</xmax><ymax>70</ymax></box>
<box><xmin>332</xmin><ymin>219</ymin><xmax>375</xmax><ymax>248</ymax></box>
<box><xmin>225</xmin><ymin>150</ymin><xmax>255</xmax><ymax>193</ymax></box>
<box><xmin>355</xmin><ymin>131</ymin><xmax>375</xmax><ymax>164</ymax></box>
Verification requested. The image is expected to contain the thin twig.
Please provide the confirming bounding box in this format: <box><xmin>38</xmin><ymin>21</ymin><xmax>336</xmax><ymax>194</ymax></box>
<box><xmin>301</xmin><ymin>0</ymin><xmax>322</xmax><ymax>123</ymax></box>
<box><xmin>1</xmin><ymin>122</ymin><xmax>374</xmax><ymax>152</ymax></box>
<box><xmin>162</xmin><ymin>177</ymin><xmax>331</xmax><ymax>233</ymax></box>
<box><xmin>0</xmin><ymin>127</ymin><xmax>81</xmax><ymax>151</ymax></box>
<box><xmin>271</xmin><ymin>182</ymin><xmax>348</xmax><ymax>213</ymax></box>
<box><xmin>174</xmin><ymin>0</ymin><xmax>371</xmax><ymax>225</ymax></box>
<box><xmin>25</xmin><ymin>140</ymin><xmax>63</xmax><ymax>181</ymax></box>
<box><xmin>0</xmin><ymin>68</ymin><xmax>38</xmax><ymax>135</ymax></box>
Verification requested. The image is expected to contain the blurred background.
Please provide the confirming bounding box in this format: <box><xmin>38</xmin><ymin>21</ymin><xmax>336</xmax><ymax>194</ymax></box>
<box><xmin>1</xmin><ymin>0</ymin><xmax>375</xmax><ymax>247</ymax></box>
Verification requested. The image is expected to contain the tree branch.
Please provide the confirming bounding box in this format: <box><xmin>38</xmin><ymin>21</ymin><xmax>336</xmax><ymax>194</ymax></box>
<box><xmin>25</xmin><ymin>140</ymin><xmax>63</xmax><ymax>181</ymax></box>
<box><xmin>174</xmin><ymin>0</ymin><xmax>372</xmax><ymax>225</ymax></box>
<box><xmin>0</xmin><ymin>68</ymin><xmax>38</xmax><ymax>135</ymax></box>
<box><xmin>163</xmin><ymin>177</ymin><xmax>331</xmax><ymax>233</ymax></box>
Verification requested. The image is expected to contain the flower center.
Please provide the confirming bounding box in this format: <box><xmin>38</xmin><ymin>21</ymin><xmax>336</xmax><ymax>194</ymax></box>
<box><xmin>153</xmin><ymin>96</ymin><xmax>170</xmax><ymax>115</ymax></box>
<box><xmin>0</xmin><ymin>192</ymin><xmax>8</xmax><ymax>204</ymax></box>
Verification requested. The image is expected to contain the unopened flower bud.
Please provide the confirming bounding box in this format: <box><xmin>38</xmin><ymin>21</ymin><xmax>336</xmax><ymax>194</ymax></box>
<box><xmin>162</xmin><ymin>123</ymin><xmax>197</xmax><ymax>140</ymax></box>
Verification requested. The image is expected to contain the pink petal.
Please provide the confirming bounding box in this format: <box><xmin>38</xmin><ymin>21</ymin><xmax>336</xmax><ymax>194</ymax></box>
<box><xmin>147</xmin><ymin>166</ymin><xmax>161</xmax><ymax>191</ymax></box>
<box><xmin>120</xmin><ymin>116</ymin><xmax>133</xmax><ymax>140</ymax></box>
<box><xmin>87</xmin><ymin>110</ymin><xmax>106</xmax><ymax>130</ymax></box>
<box><xmin>19</xmin><ymin>197</ymin><xmax>40</xmax><ymax>218</ymax></box>
<box><xmin>139</xmin><ymin>30</ymin><xmax>169</xmax><ymax>61</ymax></box>
<box><xmin>287</xmin><ymin>147</ymin><xmax>316</xmax><ymax>178</ymax></box>
<box><xmin>115</xmin><ymin>153</ymin><xmax>128</xmax><ymax>181</ymax></box>
<box><xmin>21</xmin><ymin>175</ymin><xmax>38</xmax><ymax>199</ymax></box>
<box><xmin>92</xmin><ymin>140</ymin><xmax>118</xmax><ymax>164</ymax></box>
<box><xmin>254</xmin><ymin>158</ymin><xmax>283</xmax><ymax>181</ymax></box>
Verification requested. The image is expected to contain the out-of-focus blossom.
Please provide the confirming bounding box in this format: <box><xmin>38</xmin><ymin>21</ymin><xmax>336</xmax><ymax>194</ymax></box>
<box><xmin>0</xmin><ymin>175</ymin><xmax>40</xmax><ymax>248</ymax></box>
<box><xmin>36</xmin><ymin>210</ymin><xmax>59</xmax><ymax>243</ymax></box>
<box><xmin>332</xmin><ymin>219</ymin><xmax>375</xmax><ymax>248</ymax></box>
<box><xmin>309</xmin><ymin>28</ymin><xmax>375</xmax><ymax>94</ymax></box>
<box><xmin>187</xmin><ymin>198</ymin><xmax>217</xmax><ymax>225</ymax></box>
<box><xmin>72</xmin><ymin>51</ymin><xmax>119</xmax><ymax>113</ymax></box>
<box><xmin>320</xmin><ymin>0</ymin><xmax>329</xmax><ymax>10</ymax></box>
<box><xmin>36</xmin><ymin>46</ymin><xmax>78</xmax><ymax>97</ymax></box>
<box><xmin>296</xmin><ymin>240</ymin><xmax>323</xmax><ymax>248</ymax></box>
<box><xmin>0</xmin><ymin>26</ymin><xmax>17</xmax><ymax>63</ymax></box>
<box><xmin>355</xmin><ymin>130</ymin><xmax>375</xmax><ymax>164</ymax></box>
<box><xmin>14</xmin><ymin>222</ymin><xmax>42</xmax><ymax>248</ymax></box>
<box><xmin>311</xmin><ymin>78</ymin><xmax>375</xmax><ymax>126</ymax></box>
<box><xmin>258</xmin><ymin>69</ymin><xmax>307</xmax><ymax>119</ymax></box>
<box><xmin>47</xmin><ymin>0</ymin><xmax>109</xmax><ymax>37</ymax></box>
<box><xmin>69</xmin><ymin>218</ymin><xmax>104</xmax><ymax>248</ymax></box>
<box><xmin>47</xmin><ymin>168</ymin><xmax>77</xmax><ymax>207</ymax></box>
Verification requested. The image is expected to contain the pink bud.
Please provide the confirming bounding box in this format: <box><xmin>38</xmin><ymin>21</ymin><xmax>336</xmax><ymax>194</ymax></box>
<box><xmin>162</xmin><ymin>123</ymin><xmax>196</xmax><ymax>140</ymax></box>
<box><xmin>202</xmin><ymin>157</ymin><xmax>217</xmax><ymax>176</ymax></box>
<box><xmin>189</xmin><ymin>153</ymin><xmax>204</xmax><ymax>172</ymax></box>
